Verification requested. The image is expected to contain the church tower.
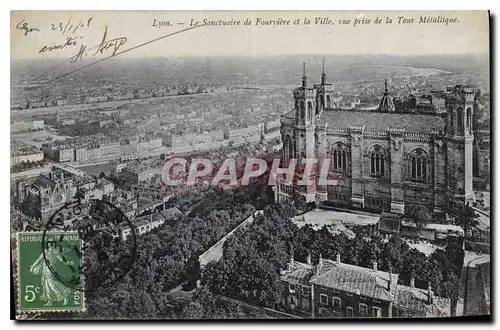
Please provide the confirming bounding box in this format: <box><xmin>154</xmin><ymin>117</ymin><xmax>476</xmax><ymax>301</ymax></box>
<box><xmin>378</xmin><ymin>78</ymin><xmax>396</xmax><ymax>112</ymax></box>
<box><xmin>315</xmin><ymin>58</ymin><xmax>335</xmax><ymax>113</ymax></box>
<box><xmin>292</xmin><ymin>63</ymin><xmax>317</xmax><ymax>202</ymax></box>
<box><xmin>445</xmin><ymin>85</ymin><xmax>475</xmax><ymax>206</ymax></box>
<box><xmin>293</xmin><ymin>63</ymin><xmax>316</xmax><ymax>129</ymax></box>
<box><xmin>293</xmin><ymin>63</ymin><xmax>316</xmax><ymax>160</ymax></box>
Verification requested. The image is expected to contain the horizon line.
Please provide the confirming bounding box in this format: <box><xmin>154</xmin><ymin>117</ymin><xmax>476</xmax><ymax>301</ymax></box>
<box><xmin>11</xmin><ymin>52</ymin><xmax>490</xmax><ymax>61</ymax></box>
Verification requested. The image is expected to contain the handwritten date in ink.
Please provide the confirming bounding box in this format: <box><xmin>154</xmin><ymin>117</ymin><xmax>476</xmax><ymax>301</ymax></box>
<box><xmin>51</xmin><ymin>16</ymin><xmax>93</xmax><ymax>35</ymax></box>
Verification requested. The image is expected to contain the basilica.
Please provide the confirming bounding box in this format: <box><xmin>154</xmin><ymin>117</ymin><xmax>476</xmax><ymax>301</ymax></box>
<box><xmin>275</xmin><ymin>62</ymin><xmax>476</xmax><ymax>217</ymax></box>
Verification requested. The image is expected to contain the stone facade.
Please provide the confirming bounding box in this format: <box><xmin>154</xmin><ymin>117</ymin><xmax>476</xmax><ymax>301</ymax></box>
<box><xmin>276</xmin><ymin>65</ymin><xmax>476</xmax><ymax>215</ymax></box>
<box><xmin>281</xmin><ymin>254</ymin><xmax>451</xmax><ymax>318</ymax></box>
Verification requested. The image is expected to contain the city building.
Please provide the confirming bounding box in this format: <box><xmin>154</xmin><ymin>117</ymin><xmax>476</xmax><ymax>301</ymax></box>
<box><xmin>20</xmin><ymin>165</ymin><xmax>79</xmax><ymax>220</ymax></box>
<box><xmin>11</xmin><ymin>139</ymin><xmax>44</xmax><ymax>165</ymax></box>
<box><xmin>20</xmin><ymin>164</ymin><xmax>114</xmax><ymax>220</ymax></box>
<box><xmin>42</xmin><ymin>135</ymin><xmax>164</xmax><ymax>163</ymax></box>
<box><xmin>117</xmin><ymin>207</ymin><xmax>181</xmax><ymax>241</ymax></box>
<box><xmin>119</xmin><ymin>162</ymin><xmax>162</xmax><ymax>184</ymax></box>
<box><xmin>281</xmin><ymin>253</ymin><xmax>452</xmax><ymax>318</ymax></box>
<box><xmin>276</xmin><ymin>63</ymin><xmax>477</xmax><ymax>219</ymax></box>
<box><xmin>119</xmin><ymin>212</ymin><xmax>166</xmax><ymax>241</ymax></box>
<box><xmin>11</xmin><ymin>120</ymin><xmax>44</xmax><ymax>133</ymax></box>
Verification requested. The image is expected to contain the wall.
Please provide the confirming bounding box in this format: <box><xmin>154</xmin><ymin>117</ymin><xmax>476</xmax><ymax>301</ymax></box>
<box><xmin>198</xmin><ymin>210</ymin><xmax>261</xmax><ymax>269</ymax></box>
<box><xmin>11</xmin><ymin>152</ymin><xmax>44</xmax><ymax>165</ymax></box>
<box><xmin>312</xmin><ymin>284</ymin><xmax>391</xmax><ymax>318</ymax></box>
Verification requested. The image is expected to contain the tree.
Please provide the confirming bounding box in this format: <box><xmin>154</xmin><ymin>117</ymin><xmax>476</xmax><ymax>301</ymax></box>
<box><xmin>448</xmin><ymin>203</ymin><xmax>480</xmax><ymax>236</ymax></box>
<box><xmin>401</xmin><ymin>248</ymin><xmax>428</xmax><ymax>285</ymax></box>
<box><xmin>405</xmin><ymin>204</ymin><xmax>433</xmax><ymax>229</ymax></box>
<box><xmin>444</xmin><ymin>241</ymin><xmax>465</xmax><ymax>273</ymax></box>
<box><xmin>442</xmin><ymin>269</ymin><xmax>461</xmax><ymax>316</ymax></box>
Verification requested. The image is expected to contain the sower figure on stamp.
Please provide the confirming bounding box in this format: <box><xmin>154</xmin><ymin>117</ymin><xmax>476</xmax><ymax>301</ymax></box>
<box><xmin>30</xmin><ymin>245</ymin><xmax>74</xmax><ymax>306</ymax></box>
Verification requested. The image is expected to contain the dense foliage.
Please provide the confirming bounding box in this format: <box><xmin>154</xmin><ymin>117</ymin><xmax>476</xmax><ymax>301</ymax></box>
<box><xmin>201</xmin><ymin>203</ymin><xmax>465</xmax><ymax>314</ymax></box>
<box><xmin>86</xmin><ymin>188</ymin><xmax>255</xmax><ymax>319</ymax></box>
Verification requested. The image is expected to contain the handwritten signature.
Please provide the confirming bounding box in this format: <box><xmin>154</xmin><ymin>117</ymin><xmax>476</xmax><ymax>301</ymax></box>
<box><xmin>69</xmin><ymin>25</ymin><xmax>127</xmax><ymax>63</ymax></box>
<box><xmin>16</xmin><ymin>19</ymin><xmax>40</xmax><ymax>36</ymax></box>
<box><xmin>41</xmin><ymin>24</ymin><xmax>202</xmax><ymax>84</ymax></box>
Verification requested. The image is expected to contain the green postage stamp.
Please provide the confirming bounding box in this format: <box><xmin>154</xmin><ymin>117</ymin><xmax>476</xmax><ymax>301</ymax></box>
<box><xmin>16</xmin><ymin>231</ymin><xmax>85</xmax><ymax>313</ymax></box>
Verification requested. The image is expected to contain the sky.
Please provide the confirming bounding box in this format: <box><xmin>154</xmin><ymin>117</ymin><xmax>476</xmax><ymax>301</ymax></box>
<box><xmin>11</xmin><ymin>11</ymin><xmax>489</xmax><ymax>60</ymax></box>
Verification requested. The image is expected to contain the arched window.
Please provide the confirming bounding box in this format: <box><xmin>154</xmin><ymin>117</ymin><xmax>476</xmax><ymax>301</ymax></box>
<box><xmin>283</xmin><ymin>135</ymin><xmax>293</xmax><ymax>166</ymax></box>
<box><xmin>369</xmin><ymin>145</ymin><xmax>386</xmax><ymax>177</ymax></box>
<box><xmin>320</xmin><ymin>97</ymin><xmax>325</xmax><ymax>112</ymax></box>
<box><xmin>326</xmin><ymin>95</ymin><xmax>331</xmax><ymax>108</ymax></box>
<box><xmin>331</xmin><ymin>142</ymin><xmax>348</xmax><ymax>172</ymax></box>
<box><xmin>307</xmin><ymin>101</ymin><xmax>313</xmax><ymax>121</ymax></box>
<box><xmin>408</xmin><ymin>148</ymin><xmax>428</xmax><ymax>183</ymax></box>
<box><xmin>466</xmin><ymin>107</ymin><xmax>472</xmax><ymax>134</ymax></box>
<box><xmin>449</xmin><ymin>110</ymin><xmax>454</xmax><ymax>131</ymax></box>
<box><xmin>300</xmin><ymin>101</ymin><xmax>305</xmax><ymax>122</ymax></box>
<box><xmin>457</xmin><ymin>107</ymin><xmax>464</xmax><ymax>132</ymax></box>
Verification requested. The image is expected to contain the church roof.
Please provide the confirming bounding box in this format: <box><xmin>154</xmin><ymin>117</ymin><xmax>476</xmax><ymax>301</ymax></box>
<box><xmin>32</xmin><ymin>174</ymin><xmax>56</xmax><ymax>190</ymax></box>
<box><xmin>320</xmin><ymin>110</ymin><xmax>446</xmax><ymax>134</ymax></box>
<box><xmin>379</xmin><ymin>78</ymin><xmax>396</xmax><ymax>112</ymax></box>
<box><xmin>379</xmin><ymin>95</ymin><xmax>396</xmax><ymax>112</ymax></box>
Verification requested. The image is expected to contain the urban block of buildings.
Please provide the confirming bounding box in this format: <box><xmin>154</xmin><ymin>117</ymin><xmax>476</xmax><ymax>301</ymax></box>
<box><xmin>11</xmin><ymin>139</ymin><xmax>44</xmax><ymax>165</ymax></box>
<box><xmin>11</xmin><ymin>120</ymin><xmax>44</xmax><ymax>133</ymax></box>
<box><xmin>42</xmin><ymin>135</ymin><xmax>163</xmax><ymax>163</ymax></box>
<box><xmin>18</xmin><ymin>164</ymin><xmax>114</xmax><ymax>220</ymax></box>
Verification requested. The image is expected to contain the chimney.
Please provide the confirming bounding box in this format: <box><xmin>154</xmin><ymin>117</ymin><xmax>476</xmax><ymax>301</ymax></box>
<box><xmin>427</xmin><ymin>282</ymin><xmax>434</xmax><ymax>304</ymax></box>
<box><xmin>336</xmin><ymin>253</ymin><xmax>341</xmax><ymax>264</ymax></box>
<box><xmin>410</xmin><ymin>275</ymin><xmax>415</xmax><ymax>289</ymax></box>
<box><xmin>318</xmin><ymin>254</ymin><xmax>323</xmax><ymax>270</ymax></box>
<box><xmin>307</xmin><ymin>253</ymin><xmax>312</xmax><ymax>266</ymax></box>
<box><xmin>372</xmin><ymin>261</ymin><xmax>378</xmax><ymax>272</ymax></box>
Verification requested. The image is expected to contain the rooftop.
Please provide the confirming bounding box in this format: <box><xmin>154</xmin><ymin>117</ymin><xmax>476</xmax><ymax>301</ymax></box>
<box><xmin>281</xmin><ymin>255</ymin><xmax>451</xmax><ymax>316</ymax></box>
<box><xmin>32</xmin><ymin>174</ymin><xmax>56</xmax><ymax>190</ymax></box>
<box><xmin>160</xmin><ymin>207</ymin><xmax>182</xmax><ymax>218</ymax></box>
<box><xmin>310</xmin><ymin>258</ymin><xmax>398</xmax><ymax>301</ymax></box>
<box><xmin>395</xmin><ymin>285</ymin><xmax>450</xmax><ymax>316</ymax></box>
<box><xmin>320</xmin><ymin>109</ymin><xmax>445</xmax><ymax>134</ymax></box>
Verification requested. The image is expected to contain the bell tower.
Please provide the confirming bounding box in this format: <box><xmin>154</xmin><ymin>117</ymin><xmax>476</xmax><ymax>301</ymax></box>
<box><xmin>292</xmin><ymin>62</ymin><xmax>317</xmax><ymax>202</ymax></box>
<box><xmin>445</xmin><ymin>85</ymin><xmax>475</xmax><ymax>205</ymax></box>
<box><xmin>293</xmin><ymin>63</ymin><xmax>316</xmax><ymax>161</ymax></box>
<box><xmin>315</xmin><ymin>58</ymin><xmax>335</xmax><ymax>114</ymax></box>
<box><xmin>294</xmin><ymin>63</ymin><xmax>316</xmax><ymax>129</ymax></box>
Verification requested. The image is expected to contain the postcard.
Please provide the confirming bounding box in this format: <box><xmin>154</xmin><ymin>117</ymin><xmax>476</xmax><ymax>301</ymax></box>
<box><xmin>10</xmin><ymin>10</ymin><xmax>490</xmax><ymax>320</ymax></box>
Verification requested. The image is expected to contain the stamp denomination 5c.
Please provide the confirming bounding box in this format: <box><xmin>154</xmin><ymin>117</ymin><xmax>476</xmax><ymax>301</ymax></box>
<box><xmin>16</xmin><ymin>231</ymin><xmax>85</xmax><ymax>313</ymax></box>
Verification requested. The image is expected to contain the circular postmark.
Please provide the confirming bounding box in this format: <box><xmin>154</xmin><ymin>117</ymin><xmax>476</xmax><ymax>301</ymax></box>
<box><xmin>42</xmin><ymin>198</ymin><xmax>137</xmax><ymax>292</ymax></box>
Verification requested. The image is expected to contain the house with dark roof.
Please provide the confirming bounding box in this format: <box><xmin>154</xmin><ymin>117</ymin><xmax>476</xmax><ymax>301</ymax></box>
<box><xmin>280</xmin><ymin>253</ymin><xmax>451</xmax><ymax>318</ymax></box>
<box><xmin>276</xmin><ymin>63</ymin><xmax>477</xmax><ymax>221</ymax></box>
<box><xmin>21</xmin><ymin>167</ymin><xmax>78</xmax><ymax>220</ymax></box>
